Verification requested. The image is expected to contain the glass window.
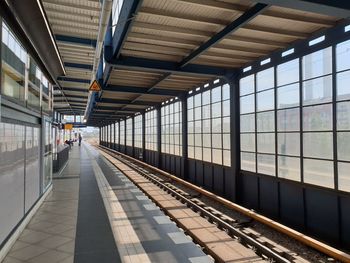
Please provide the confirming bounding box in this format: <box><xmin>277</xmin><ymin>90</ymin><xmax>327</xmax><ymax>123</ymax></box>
<box><xmin>161</xmin><ymin>101</ymin><xmax>182</xmax><ymax>156</ymax></box>
<box><xmin>257</xmin><ymin>154</ymin><xmax>275</xmax><ymax>176</ymax></box>
<box><xmin>126</xmin><ymin>118</ymin><xmax>133</xmax><ymax>146</ymax></box>
<box><xmin>302</xmin><ymin>47</ymin><xmax>332</xmax><ymax>80</ymax></box>
<box><xmin>278</xmin><ymin>156</ymin><xmax>300</xmax><ymax>181</ymax></box>
<box><xmin>277</xmin><ymin>83</ymin><xmax>299</xmax><ymax>109</ymax></box>
<box><xmin>278</xmin><ymin>133</ymin><xmax>300</xmax><ymax>156</ymax></box>
<box><xmin>338</xmin><ymin>162</ymin><xmax>350</xmax><ymax>192</ymax></box>
<box><xmin>257</xmin><ymin>111</ymin><xmax>274</xmax><ymax>132</ymax></box>
<box><xmin>336</xmin><ymin>70</ymin><xmax>350</xmax><ymax>101</ymax></box>
<box><xmin>1</xmin><ymin>22</ymin><xmax>26</xmax><ymax>102</ymax></box>
<box><xmin>277</xmin><ymin>59</ymin><xmax>299</xmax><ymax>86</ymax></box>
<box><xmin>241</xmin><ymin>152</ymin><xmax>256</xmax><ymax>172</ymax></box>
<box><xmin>120</xmin><ymin>120</ymin><xmax>125</xmax><ymax>145</ymax></box>
<box><xmin>240</xmin><ymin>75</ymin><xmax>254</xmax><ymax>96</ymax></box>
<box><xmin>145</xmin><ymin>110</ymin><xmax>157</xmax><ymax>151</ymax></box>
<box><xmin>257</xmin><ymin>89</ymin><xmax>274</xmax><ymax>112</ymax></box>
<box><xmin>337</xmin><ymin>132</ymin><xmax>350</xmax><ymax>161</ymax></box>
<box><xmin>336</xmin><ymin>39</ymin><xmax>350</xmax><ymax>71</ymax></box>
<box><xmin>303</xmin><ymin>104</ymin><xmax>332</xmax><ymax>131</ymax></box>
<box><xmin>302</xmin><ymin>75</ymin><xmax>332</xmax><ymax>105</ymax></box>
<box><xmin>257</xmin><ymin>67</ymin><xmax>274</xmax><ymax>91</ymax></box>
<box><xmin>337</xmin><ymin>101</ymin><xmax>350</xmax><ymax>130</ymax></box>
<box><xmin>240</xmin><ymin>94</ymin><xmax>255</xmax><ymax>114</ymax></box>
<box><xmin>303</xmin><ymin>132</ymin><xmax>333</xmax><ymax>159</ymax></box>
<box><xmin>277</xmin><ymin>108</ymin><xmax>300</xmax><ymax>131</ymax></box>
<box><xmin>240</xmin><ymin>114</ymin><xmax>255</xmax><ymax>132</ymax></box>
<box><xmin>134</xmin><ymin>115</ymin><xmax>143</xmax><ymax>149</ymax></box>
<box><xmin>240</xmin><ymin>134</ymin><xmax>255</xmax><ymax>152</ymax></box>
<box><xmin>304</xmin><ymin>159</ymin><xmax>334</xmax><ymax>188</ymax></box>
<box><xmin>257</xmin><ymin>133</ymin><xmax>275</xmax><ymax>154</ymax></box>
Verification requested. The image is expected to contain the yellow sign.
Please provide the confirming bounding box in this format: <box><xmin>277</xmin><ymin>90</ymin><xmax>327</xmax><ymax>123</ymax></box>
<box><xmin>89</xmin><ymin>80</ymin><xmax>101</xmax><ymax>92</ymax></box>
<box><xmin>64</xmin><ymin>124</ymin><xmax>73</xmax><ymax>130</ymax></box>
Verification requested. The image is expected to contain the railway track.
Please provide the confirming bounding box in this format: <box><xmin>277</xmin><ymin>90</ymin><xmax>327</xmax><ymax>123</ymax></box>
<box><xmin>97</xmin><ymin>145</ymin><xmax>350</xmax><ymax>263</ymax></box>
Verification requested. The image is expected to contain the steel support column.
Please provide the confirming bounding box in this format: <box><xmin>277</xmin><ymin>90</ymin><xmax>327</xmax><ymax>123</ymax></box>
<box><xmin>156</xmin><ymin>106</ymin><xmax>162</xmax><ymax>168</ymax></box>
<box><xmin>181</xmin><ymin>95</ymin><xmax>188</xmax><ymax>180</ymax></box>
<box><xmin>229</xmin><ymin>73</ymin><xmax>240</xmax><ymax>202</ymax></box>
<box><xmin>142</xmin><ymin>113</ymin><xmax>146</xmax><ymax>161</ymax></box>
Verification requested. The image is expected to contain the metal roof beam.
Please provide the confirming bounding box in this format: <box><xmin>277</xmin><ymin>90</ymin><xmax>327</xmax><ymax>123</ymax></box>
<box><xmin>64</xmin><ymin>62</ymin><xmax>93</xmax><ymax>70</ymax></box>
<box><xmin>104</xmin><ymin>84</ymin><xmax>182</xmax><ymax>96</ymax></box>
<box><xmin>57</xmin><ymin>76</ymin><xmax>90</xmax><ymax>83</ymax></box>
<box><xmin>256</xmin><ymin>0</ymin><xmax>350</xmax><ymax>18</ymax></box>
<box><xmin>179</xmin><ymin>3</ymin><xmax>268</xmax><ymax>67</ymax></box>
<box><xmin>111</xmin><ymin>56</ymin><xmax>226</xmax><ymax>77</ymax></box>
<box><xmin>60</xmin><ymin>87</ymin><xmax>89</xmax><ymax>93</ymax></box>
<box><xmin>55</xmin><ymin>34</ymin><xmax>96</xmax><ymax>47</ymax></box>
<box><xmin>97</xmin><ymin>97</ymin><xmax>158</xmax><ymax>106</ymax></box>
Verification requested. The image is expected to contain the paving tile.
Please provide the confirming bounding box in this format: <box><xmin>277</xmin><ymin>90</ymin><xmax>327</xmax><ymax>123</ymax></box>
<box><xmin>56</xmin><ymin>240</ymin><xmax>75</xmax><ymax>254</ymax></box>
<box><xmin>189</xmin><ymin>255</ymin><xmax>215</xmax><ymax>263</ymax></box>
<box><xmin>2</xmin><ymin>256</ymin><xmax>24</xmax><ymax>263</ymax></box>
<box><xmin>36</xmin><ymin>235</ymin><xmax>72</xmax><ymax>249</ymax></box>
<box><xmin>18</xmin><ymin>230</ymin><xmax>52</xmax><ymax>244</ymax></box>
<box><xmin>9</xmin><ymin>245</ymin><xmax>49</xmax><ymax>261</ymax></box>
<box><xmin>153</xmin><ymin>215</ymin><xmax>173</xmax><ymax>225</ymax></box>
<box><xmin>167</xmin><ymin>232</ymin><xmax>192</xmax><ymax>244</ymax></box>
<box><xmin>8</xmin><ymin>240</ymin><xmax>31</xmax><ymax>253</ymax></box>
<box><xmin>28</xmin><ymin>249</ymin><xmax>71</xmax><ymax>263</ymax></box>
<box><xmin>143</xmin><ymin>204</ymin><xmax>159</xmax><ymax>211</ymax></box>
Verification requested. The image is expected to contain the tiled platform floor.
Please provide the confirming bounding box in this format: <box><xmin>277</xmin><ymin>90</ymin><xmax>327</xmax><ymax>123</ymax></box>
<box><xmin>2</xmin><ymin>144</ymin><xmax>213</xmax><ymax>263</ymax></box>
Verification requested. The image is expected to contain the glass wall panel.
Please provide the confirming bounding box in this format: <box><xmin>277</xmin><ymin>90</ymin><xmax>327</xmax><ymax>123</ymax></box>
<box><xmin>302</xmin><ymin>47</ymin><xmax>332</xmax><ymax>80</ymax></box>
<box><xmin>277</xmin><ymin>83</ymin><xmax>299</xmax><ymax>109</ymax></box>
<box><xmin>277</xmin><ymin>59</ymin><xmax>299</xmax><ymax>86</ymax></box>
<box><xmin>115</xmin><ymin>122</ymin><xmax>119</xmax><ymax>145</ymax></box>
<box><xmin>1</xmin><ymin>22</ymin><xmax>26</xmax><ymax>102</ymax></box>
<box><xmin>134</xmin><ymin>115</ymin><xmax>143</xmax><ymax>149</ymax></box>
<box><xmin>126</xmin><ymin>118</ymin><xmax>132</xmax><ymax>146</ymax></box>
<box><xmin>161</xmin><ymin>101</ymin><xmax>182</xmax><ymax>156</ymax></box>
<box><xmin>119</xmin><ymin>120</ymin><xmax>125</xmax><ymax>145</ymax></box>
<box><xmin>145</xmin><ymin>110</ymin><xmax>157</xmax><ymax>151</ymax></box>
<box><xmin>241</xmin><ymin>152</ymin><xmax>256</xmax><ymax>172</ymax></box>
<box><xmin>338</xmin><ymin>162</ymin><xmax>350</xmax><ymax>192</ymax></box>
<box><xmin>304</xmin><ymin>159</ymin><xmax>334</xmax><ymax>188</ymax></box>
<box><xmin>257</xmin><ymin>154</ymin><xmax>275</xmax><ymax>176</ymax></box>
<box><xmin>303</xmin><ymin>132</ymin><xmax>333</xmax><ymax>159</ymax></box>
<box><xmin>188</xmin><ymin>83</ymin><xmax>230</xmax><ymax>166</ymax></box>
<box><xmin>278</xmin><ymin>156</ymin><xmax>300</xmax><ymax>181</ymax></box>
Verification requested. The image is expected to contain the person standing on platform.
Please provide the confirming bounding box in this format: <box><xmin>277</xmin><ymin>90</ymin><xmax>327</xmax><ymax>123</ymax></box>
<box><xmin>78</xmin><ymin>134</ymin><xmax>82</xmax><ymax>146</ymax></box>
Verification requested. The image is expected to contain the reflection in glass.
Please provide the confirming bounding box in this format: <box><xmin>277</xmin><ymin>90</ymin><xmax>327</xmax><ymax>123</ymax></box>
<box><xmin>336</xmin><ymin>39</ymin><xmax>350</xmax><ymax>71</ymax></box>
<box><xmin>338</xmin><ymin>162</ymin><xmax>350</xmax><ymax>192</ymax></box>
<box><xmin>337</xmin><ymin>132</ymin><xmax>350</xmax><ymax>161</ymax></box>
<box><xmin>303</xmin><ymin>75</ymin><xmax>332</xmax><ymax>105</ymax></box>
<box><xmin>257</xmin><ymin>67</ymin><xmax>274</xmax><ymax>91</ymax></box>
<box><xmin>277</xmin><ymin>108</ymin><xmax>300</xmax><ymax>131</ymax></box>
<box><xmin>303</xmin><ymin>132</ymin><xmax>333</xmax><ymax>159</ymax></box>
<box><xmin>257</xmin><ymin>133</ymin><xmax>275</xmax><ymax>154</ymax></box>
<box><xmin>302</xmin><ymin>47</ymin><xmax>332</xmax><ymax>80</ymax></box>
<box><xmin>257</xmin><ymin>111</ymin><xmax>274</xmax><ymax>132</ymax></box>
<box><xmin>277</xmin><ymin>83</ymin><xmax>299</xmax><ymax>109</ymax></box>
<box><xmin>278</xmin><ymin>156</ymin><xmax>300</xmax><ymax>181</ymax></box>
<box><xmin>303</xmin><ymin>104</ymin><xmax>332</xmax><ymax>131</ymax></box>
<box><xmin>278</xmin><ymin>133</ymin><xmax>300</xmax><ymax>156</ymax></box>
<box><xmin>336</xmin><ymin>71</ymin><xmax>350</xmax><ymax>101</ymax></box>
<box><xmin>277</xmin><ymin>59</ymin><xmax>299</xmax><ymax>86</ymax></box>
<box><xmin>240</xmin><ymin>75</ymin><xmax>254</xmax><ymax>96</ymax></box>
<box><xmin>304</xmin><ymin>159</ymin><xmax>334</xmax><ymax>188</ymax></box>
<box><xmin>337</xmin><ymin>101</ymin><xmax>350</xmax><ymax>130</ymax></box>
<box><xmin>257</xmin><ymin>89</ymin><xmax>274</xmax><ymax>112</ymax></box>
<box><xmin>241</xmin><ymin>152</ymin><xmax>256</xmax><ymax>172</ymax></box>
<box><xmin>257</xmin><ymin>154</ymin><xmax>275</xmax><ymax>176</ymax></box>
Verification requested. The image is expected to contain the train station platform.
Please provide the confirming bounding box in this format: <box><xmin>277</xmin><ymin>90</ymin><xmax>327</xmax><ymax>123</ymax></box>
<box><xmin>2</xmin><ymin>144</ymin><xmax>213</xmax><ymax>263</ymax></box>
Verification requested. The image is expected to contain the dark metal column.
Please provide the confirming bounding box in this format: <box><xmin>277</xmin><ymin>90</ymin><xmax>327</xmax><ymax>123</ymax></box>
<box><xmin>117</xmin><ymin>121</ymin><xmax>120</xmax><ymax>152</ymax></box>
<box><xmin>181</xmin><ymin>95</ymin><xmax>188</xmax><ymax>180</ymax></box>
<box><xmin>156</xmin><ymin>106</ymin><xmax>162</xmax><ymax>168</ymax></box>
<box><xmin>132</xmin><ymin>116</ymin><xmax>135</xmax><ymax>157</ymax></box>
<box><xmin>142</xmin><ymin>112</ymin><xmax>146</xmax><ymax>161</ymax></box>
<box><xmin>228</xmin><ymin>73</ymin><xmax>240</xmax><ymax>202</ymax></box>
